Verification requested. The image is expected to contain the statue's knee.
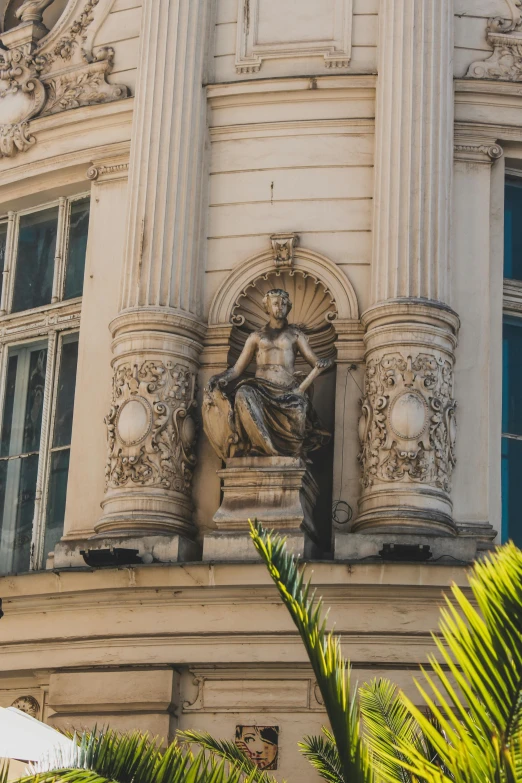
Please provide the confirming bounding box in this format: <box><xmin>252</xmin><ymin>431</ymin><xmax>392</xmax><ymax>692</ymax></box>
<box><xmin>236</xmin><ymin>386</ymin><xmax>253</xmax><ymax>405</ymax></box>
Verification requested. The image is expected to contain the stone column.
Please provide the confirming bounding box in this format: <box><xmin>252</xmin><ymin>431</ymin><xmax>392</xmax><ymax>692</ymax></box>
<box><xmin>356</xmin><ymin>0</ymin><xmax>460</xmax><ymax>537</ymax></box>
<box><xmin>95</xmin><ymin>0</ymin><xmax>209</xmax><ymax>546</ymax></box>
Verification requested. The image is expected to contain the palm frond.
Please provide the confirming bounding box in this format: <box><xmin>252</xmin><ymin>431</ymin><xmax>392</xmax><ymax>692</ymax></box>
<box><xmin>298</xmin><ymin>728</ymin><xmax>343</xmax><ymax>783</ymax></box>
<box><xmin>0</xmin><ymin>760</ymin><xmax>9</xmax><ymax>783</ymax></box>
<box><xmin>249</xmin><ymin>520</ymin><xmax>372</xmax><ymax>783</ymax></box>
<box><xmin>177</xmin><ymin>730</ymin><xmax>278</xmax><ymax>783</ymax></box>
<box><xmin>15</xmin><ymin>729</ymin><xmax>255</xmax><ymax>783</ymax></box>
<box><xmin>359</xmin><ymin>679</ymin><xmax>425</xmax><ymax>783</ymax></box>
<box><xmin>393</xmin><ymin>542</ymin><xmax>522</xmax><ymax>783</ymax></box>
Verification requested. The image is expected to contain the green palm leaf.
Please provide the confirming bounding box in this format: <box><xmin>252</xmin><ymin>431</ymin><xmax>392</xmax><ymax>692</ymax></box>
<box><xmin>14</xmin><ymin>729</ymin><xmax>257</xmax><ymax>783</ymax></box>
<box><xmin>0</xmin><ymin>760</ymin><xmax>9</xmax><ymax>783</ymax></box>
<box><xmin>249</xmin><ymin>520</ymin><xmax>372</xmax><ymax>783</ymax></box>
<box><xmin>392</xmin><ymin>542</ymin><xmax>522</xmax><ymax>783</ymax></box>
<box><xmin>177</xmin><ymin>730</ymin><xmax>278</xmax><ymax>783</ymax></box>
<box><xmin>359</xmin><ymin>679</ymin><xmax>424</xmax><ymax>783</ymax></box>
<box><xmin>299</xmin><ymin>728</ymin><xmax>343</xmax><ymax>783</ymax></box>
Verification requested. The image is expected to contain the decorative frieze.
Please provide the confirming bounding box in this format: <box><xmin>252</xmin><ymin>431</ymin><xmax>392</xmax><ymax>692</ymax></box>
<box><xmin>0</xmin><ymin>0</ymin><xmax>128</xmax><ymax>158</ymax></box>
<box><xmin>105</xmin><ymin>360</ymin><xmax>197</xmax><ymax>495</ymax></box>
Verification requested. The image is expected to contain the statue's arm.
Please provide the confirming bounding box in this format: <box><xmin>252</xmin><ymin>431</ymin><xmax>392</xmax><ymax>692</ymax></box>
<box><xmin>206</xmin><ymin>333</ymin><xmax>258</xmax><ymax>391</ymax></box>
<box><xmin>296</xmin><ymin>331</ymin><xmax>334</xmax><ymax>371</ymax></box>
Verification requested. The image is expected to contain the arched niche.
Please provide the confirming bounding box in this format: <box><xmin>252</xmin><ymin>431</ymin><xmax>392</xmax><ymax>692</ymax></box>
<box><xmin>197</xmin><ymin>239</ymin><xmax>365</xmax><ymax>552</ymax></box>
<box><xmin>209</xmin><ymin>245</ymin><xmax>359</xmax><ymax>327</ymax></box>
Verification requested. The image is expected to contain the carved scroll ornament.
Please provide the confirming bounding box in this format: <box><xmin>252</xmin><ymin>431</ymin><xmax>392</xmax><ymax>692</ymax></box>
<box><xmin>467</xmin><ymin>0</ymin><xmax>522</xmax><ymax>81</ymax></box>
<box><xmin>358</xmin><ymin>352</ymin><xmax>457</xmax><ymax>493</ymax></box>
<box><xmin>0</xmin><ymin>0</ymin><xmax>128</xmax><ymax>158</ymax></box>
<box><xmin>105</xmin><ymin>360</ymin><xmax>198</xmax><ymax>496</ymax></box>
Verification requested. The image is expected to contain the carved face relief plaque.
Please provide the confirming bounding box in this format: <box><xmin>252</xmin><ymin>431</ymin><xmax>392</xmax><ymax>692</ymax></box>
<box><xmin>235</xmin><ymin>725</ymin><xmax>279</xmax><ymax>770</ymax></box>
<box><xmin>105</xmin><ymin>360</ymin><xmax>198</xmax><ymax>495</ymax></box>
<box><xmin>358</xmin><ymin>352</ymin><xmax>457</xmax><ymax>493</ymax></box>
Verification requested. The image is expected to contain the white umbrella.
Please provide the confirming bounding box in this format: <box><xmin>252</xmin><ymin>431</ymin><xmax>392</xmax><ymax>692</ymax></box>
<box><xmin>0</xmin><ymin>707</ymin><xmax>73</xmax><ymax>762</ymax></box>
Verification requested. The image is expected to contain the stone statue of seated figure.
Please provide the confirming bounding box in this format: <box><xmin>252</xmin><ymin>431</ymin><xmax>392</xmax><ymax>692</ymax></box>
<box><xmin>203</xmin><ymin>289</ymin><xmax>334</xmax><ymax>460</ymax></box>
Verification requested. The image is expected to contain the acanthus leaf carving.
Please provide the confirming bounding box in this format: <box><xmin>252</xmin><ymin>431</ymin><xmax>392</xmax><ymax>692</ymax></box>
<box><xmin>105</xmin><ymin>360</ymin><xmax>198</xmax><ymax>496</ymax></box>
<box><xmin>358</xmin><ymin>352</ymin><xmax>457</xmax><ymax>494</ymax></box>
<box><xmin>0</xmin><ymin>0</ymin><xmax>129</xmax><ymax>158</ymax></box>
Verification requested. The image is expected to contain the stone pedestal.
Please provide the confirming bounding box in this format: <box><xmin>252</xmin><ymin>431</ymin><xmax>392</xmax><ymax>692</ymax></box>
<box><xmin>214</xmin><ymin>457</ymin><xmax>318</xmax><ymax>532</ymax></box>
<box><xmin>52</xmin><ymin>532</ymin><xmax>200</xmax><ymax>569</ymax></box>
<box><xmin>334</xmin><ymin>532</ymin><xmax>477</xmax><ymax>564</ymax></box>
<box><xmin>203</xmin><ymin>457</ymin><xmax>319</xmax><ymax>561</ymax></box>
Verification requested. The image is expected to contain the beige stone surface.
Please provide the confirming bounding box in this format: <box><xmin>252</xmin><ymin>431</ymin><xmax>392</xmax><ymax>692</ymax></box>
<box><xmin>0</xmin><ymin>0</ymin><xmax>516</xmax><ymax>778</ymax></box>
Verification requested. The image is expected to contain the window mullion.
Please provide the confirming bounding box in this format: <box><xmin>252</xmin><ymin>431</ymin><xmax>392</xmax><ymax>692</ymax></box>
<box><xmin>31</xmin><ymin>331</ymin><xmax>58</xmax><ymax>571</ymax></box>
<box><xmin>51</xmin><ymin>198</ymin><xmax>68</xmax><ymax>305</ymax></box>
<box><xmin>3</xmin><ymin>212</ymin><xmax>18</xmax><ymax>317</ymax></box>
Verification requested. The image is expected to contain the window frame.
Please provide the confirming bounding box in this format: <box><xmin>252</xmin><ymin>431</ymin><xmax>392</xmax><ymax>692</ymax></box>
<box><xmin>0</xmin><ymin>193</ymin><xmax>89</xmax><ymax>316</ymax></box>
<box><xmin>0</xmin><ymin>192</ymin><xmax>89</xmax><ymax>572</ymax></box>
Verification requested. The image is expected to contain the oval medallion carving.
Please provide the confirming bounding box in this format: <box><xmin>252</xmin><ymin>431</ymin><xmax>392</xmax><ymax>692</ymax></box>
<box><xmin>388</xmin><ymin>391</ymin><xmax>428</xmax><ymax>440</ymax></box>
<box><xmin>116</xmin><ymin>397</ymin><xmax>153</xmax><ymax>447</ymax></box>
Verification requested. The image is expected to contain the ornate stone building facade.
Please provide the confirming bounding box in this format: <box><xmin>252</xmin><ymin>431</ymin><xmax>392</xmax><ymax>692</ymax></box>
<box><xmin>0</xmin><ymin>0</ymin><xmax>519</xmax><ymax>778</ymax></box>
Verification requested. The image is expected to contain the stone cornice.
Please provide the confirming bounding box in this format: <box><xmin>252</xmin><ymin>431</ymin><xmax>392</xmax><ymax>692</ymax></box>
<box><xmin>0</xmin><ymin>100</ymin><xmax>133</xmax><ymax>191</ymax></box>
<box><xmin>206</xmin><ymin>74</ymin><xmax>377</xmax><ymax>102</ymax></box>
<box><xmin>0</xmin><ymin>560</ymin><xmax>469</xmax><ymax>602</ymax></box>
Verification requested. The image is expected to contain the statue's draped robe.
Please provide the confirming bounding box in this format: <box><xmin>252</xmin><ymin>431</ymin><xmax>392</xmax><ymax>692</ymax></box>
<box><xmin>232</xmin><ymin>377</ymin><xmax>330</xmax><ymax>457</ymax></box>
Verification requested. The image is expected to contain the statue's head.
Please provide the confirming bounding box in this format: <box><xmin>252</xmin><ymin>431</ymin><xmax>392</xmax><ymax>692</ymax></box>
<box><xmin>263</xmin><ymin>289</ymin><xmax>292</xmax><ymax>319</ymax></box>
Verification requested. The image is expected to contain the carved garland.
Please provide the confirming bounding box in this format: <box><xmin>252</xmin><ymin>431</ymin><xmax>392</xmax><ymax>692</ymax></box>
<box><xmin>358</xmin><ymin>352</ymin><xmax>457</xmax><ymax>493</ymax></box>
<box><xmin>105</xmin><ymin>360</ymin><xmax>198</xmax><ymax>496</ymax></box>
<box><xmin>0</xmin><ymin>0</ymin><xmax>128</xmax><ymax>158</ymax></box>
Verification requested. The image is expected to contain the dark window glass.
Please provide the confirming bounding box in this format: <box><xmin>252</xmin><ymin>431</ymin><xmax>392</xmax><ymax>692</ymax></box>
<box><xmin>505</xmin><ymin>178</ymin><xmax>522</xmax><ymax>281</ymax></box>
<box><xmin>64</xmin><ymin>199</ymin><xmax>90</xmax><ymax>300</ymax></box>
<box><xmin>502</xmin><ymin>317</ymin><xmax>522</xmax><ymax>544</ymax></box>
<box><xmin>503</xmin><ymin>318</ymin><xmax>522</xmax><ymax>438</ymax></box>
<box><xmin>0</xmin><ymin>344</ymin><xmax>48</xmax><ymax>575</ymax></box>
<box><xmin>12</xmin><ymin>208</ymin><xmax>58</xmax><ymax>313</ymax></box>
<box><xmin>502</xmin><ymin>437</ymin><xmax>522</xmax><ymax>547</ymax></box>
<box><xmin>43</xmin><ymin>449</ymin><xmax>70</xmax><ymax>559</ymax></box>
<box><xmin>0</xmin><ymin>222</ymin><xmax>7</xmax><ymax>305</ymax></box>
<box><xmin>43</xmin><ymin>336</ymin><xmax>79</xmax><ymax>559</ymax></box>
<box><xmin>1</xmin><ymin>355</ymin><xmax>17</xmax><ymax>458</ymax></box>
<box><xmin>22</xmin><ymin>348</ymin><xmax>47</xmax><ymax>453</ymax></box>
<box><xmin>53</xmin><ymin>337</ymin><xmax>79</xmax><ymax>447</ymax></box>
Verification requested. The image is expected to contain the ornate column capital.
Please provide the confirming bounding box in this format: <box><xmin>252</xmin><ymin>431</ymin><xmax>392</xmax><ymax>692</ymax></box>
<box><xmin>454</xmin><ymin>129</ymin><xmax>504</xmax><ymax>164</ymax></box>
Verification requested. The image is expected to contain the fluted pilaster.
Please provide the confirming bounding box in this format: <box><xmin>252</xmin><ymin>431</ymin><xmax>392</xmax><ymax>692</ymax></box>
<box><xmin>97</xmin><ymin>0</ymin><xmax>209</xmax><ymax>540</ymax></box>
<box><xmin>357</xmin><ymin>0</ymin><xmax>459</xmax><ymax>536</ymax></box>
<box><xmin>372</xmin><ymin>0</ymin><xmax>453</xmax><ymax>303</ymax></box>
